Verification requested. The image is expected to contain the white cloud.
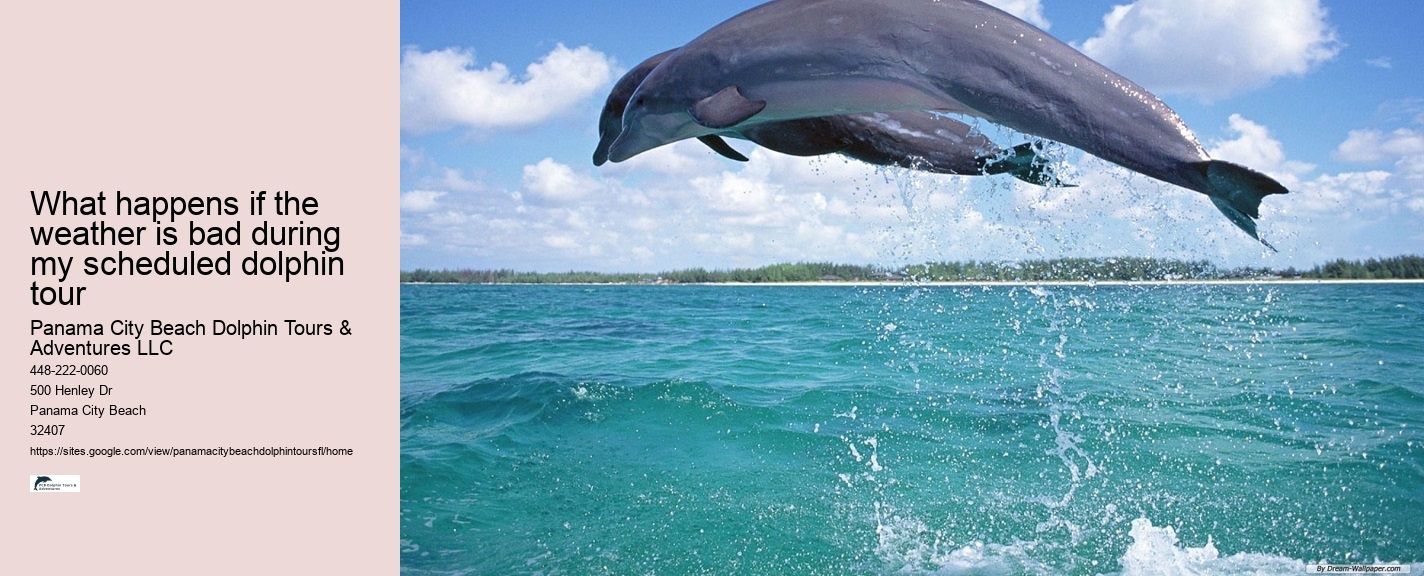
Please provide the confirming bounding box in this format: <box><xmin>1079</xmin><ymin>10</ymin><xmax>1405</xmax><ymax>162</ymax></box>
<box><xmin>400</xmin><ymin>190</ymin><xmax>445</xmax><ymax>212</ymax></box>
<box><xmin>400</xmin><ymin>145</ymin><xmax>426</xmax><ymax>166</ymax></box>
<box><xmin>1290</xmin><ymin>170</ymin><xmax>1393</xmax><ymax>216</ymax></box>
<box><xmin>522</xmin><ymin>158</ymin><xmax>601</xmax><ymax>203</ymax></box>
<box><xmin>401</xmin><ymin>139</ymin><xmax>933</xmax><ymax>269</ymax></box>
<box><xmin>1333</xmin><ymin>125</ymin><xmax>1424</xmax><ymax>216</ymax></box>
<box><xmin>1189</xmin><ymin>115</ymin><xmax>1424</xmax><ymax>264</ymax></box>
<box><xmin>436</xmin><ymin>168</ymin><xmax>484</xmax><ymax>193</ymax></box>
<box><xmin>983</xmin><ymin>0</ymin><xmax>1050</xmax><ymax>30</ymax></box>
<box><xmin>691</xmin><ymin>170</ymin><xmax>784</xmax><ymax>219</ymax></box>
<box><xmin>1202</xmin><ymin>115</ymin><xmax>1402</xmax><ymax>225</ymax></box>
<box><xmin>400</xmin><ymin>44</ymin><xmax>615</xmax><ymax>133</ymax></box>
<box><xmin>1365</xmin><ymin>57</ymin><xmax>1393</xmax><ymax>70</ymax></box>
<box><xmin>400</xmin><ymin>230</ymin><xmax>428</xmax><ymax>246</ymax></box>
<box><xmin>1207</xmin><ymin>114</ymin><xmax>1314</xmax><ymax>180</ymax></box>
<box><xmin>542</xmin><ymin>234</ymin><xmax>581</xmax><ymax>250</ymax></box>
<box><xmin>1080</xmin><ymin>0</ymin><xmax>1340</xmax><ymax>100</ymax></box>
<box><xmin>1209</xmin><ymin>116</ymin><xmax>1287</xmax><ymax>170</ymax></box>
<box><xmin>1335</xmin><ymin>128</ymin><xmax>1424</xmax><ymax>164</ymax></box>
<box><xmin>401</xmin><ymin>112</ymin><xmax>1424</xmax><ymax>272</ymax></box>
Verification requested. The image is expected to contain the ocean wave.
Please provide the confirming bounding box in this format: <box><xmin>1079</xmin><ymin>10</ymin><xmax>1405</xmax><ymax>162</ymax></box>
<box><xmin>872</xmin><ymin>516</ymin><xmax>1418</xmax><ymax>576</ymax></box>
<box><xmin>401</xmin><ymin>284</ymin><xmax>1424</xmax><ymax>574</ymax></box>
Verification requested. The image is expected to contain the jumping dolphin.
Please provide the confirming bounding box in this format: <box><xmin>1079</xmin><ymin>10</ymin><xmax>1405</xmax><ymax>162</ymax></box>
<box><xmin>605</xmin><ymin>0</ymin><xmax>1288</xmax><ymax>247</ymax></box>
<box><xmin>594</xmin><ymin>49</ymin><xmax>1070</xmax><ymax>187</ymax></box>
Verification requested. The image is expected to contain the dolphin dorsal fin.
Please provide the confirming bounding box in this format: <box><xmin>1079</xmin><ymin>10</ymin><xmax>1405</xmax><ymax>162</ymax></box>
<box><xmin>689</xmin><ymin>86</ymin><xmax>766</xmax><ymax>129</ymax></box>
<box><xmin>696</xmin><ymin>135</ymin><xmax>750</xmax><ymax>161</ymax></box>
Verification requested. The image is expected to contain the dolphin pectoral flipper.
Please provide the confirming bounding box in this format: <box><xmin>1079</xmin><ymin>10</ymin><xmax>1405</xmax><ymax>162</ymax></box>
<box><xmin>689</xmin><ymin>86</ymin><xmax>766</xmax><ymax>129</ymax></box>
<box><xmin>978</xmin><ymin>142</ymin><xmax>1075</xmax><ymax>187</ymax></box>
<box><xmin>697</xmin><ymin>135</ymin><xmax>751</xmax><ymax>161</ymax></box>
<box><xmin>1198</xmin><ymin>160</ymin><xmax>1288</xmax><ymax>250</ymax></box>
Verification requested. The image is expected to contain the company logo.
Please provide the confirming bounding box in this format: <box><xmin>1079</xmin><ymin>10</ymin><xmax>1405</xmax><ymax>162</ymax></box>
<box><xmin>30</xmin><ymin>474</ymin><xmax>80</xmax><ymax>492</ymax></box>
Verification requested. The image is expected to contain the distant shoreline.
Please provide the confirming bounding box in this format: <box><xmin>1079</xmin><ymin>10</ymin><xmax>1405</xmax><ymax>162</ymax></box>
<box><xmin>402</xmin><ymin>278</ymin><xmax>1424</xmax><ymax>287</ymax></box>
<box><xmin>401</xmin><ymin>256</ymin><xmax>1424</xmax><ymax>285</ymax></box>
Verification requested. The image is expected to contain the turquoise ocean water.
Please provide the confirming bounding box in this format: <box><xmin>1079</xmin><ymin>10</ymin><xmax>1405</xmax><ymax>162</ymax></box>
<box><xmin>401</xmin><ymin>283</ymin><xmax>1423</xmax><ymax>575</ymax></box>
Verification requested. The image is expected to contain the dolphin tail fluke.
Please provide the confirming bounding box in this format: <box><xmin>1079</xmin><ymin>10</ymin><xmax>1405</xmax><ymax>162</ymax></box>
<box><xmin>980</xmin><ymin>143</ymin><xmax>1074</xmax><ymax>187</ymax></box>
<box><xmin>1199</xmin><ymin>160</ymin><xmax>1288</xmax><ymax>251</ymax></box>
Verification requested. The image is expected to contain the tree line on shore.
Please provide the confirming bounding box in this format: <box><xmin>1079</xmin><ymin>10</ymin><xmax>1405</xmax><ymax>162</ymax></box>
<box><xmin>399</xmin><ymin>255</ymin><xmax>1424</xmax><ymax>284</ymax></box>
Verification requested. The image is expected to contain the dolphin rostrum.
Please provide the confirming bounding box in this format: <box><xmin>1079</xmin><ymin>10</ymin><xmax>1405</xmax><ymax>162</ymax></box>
<box><xmin>605</xmin><ymin>0</ymin><xmax>1288</xmax><ymax>247</ymax></box>
<box><xmin>595</xmin><ymin>49</ymin><xmax>1070</xmax><ymax>187</ymax></box>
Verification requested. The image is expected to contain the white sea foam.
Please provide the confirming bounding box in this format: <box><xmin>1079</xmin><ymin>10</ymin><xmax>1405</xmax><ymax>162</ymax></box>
<box><xmin>1113</xmin><ymin>518</ymin><xmax>1305</xmax><ymax>576</ymax></box>
<box><xmin>870</xmin><ymin>515</ymin><xmax>1419</xmax><ymax>576</ymax></box>
<box><xmin>871</xmin><ymin>505</ymin><xmax>1055</xmax><ymax>575</ymax></box>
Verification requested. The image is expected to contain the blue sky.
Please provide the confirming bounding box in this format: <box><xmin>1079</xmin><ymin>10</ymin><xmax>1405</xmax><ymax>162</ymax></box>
<box><xmin>400</xmin><ymin>0</ymin><xmax>1424</xmax><ymax>272</ymax></box>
